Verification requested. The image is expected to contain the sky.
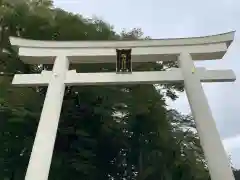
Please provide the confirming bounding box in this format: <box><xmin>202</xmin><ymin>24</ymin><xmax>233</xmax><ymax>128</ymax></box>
<box><xmin>53</xmin><ymin>0</ymin><xmax>240</xmax><ymax>168</ymax></box>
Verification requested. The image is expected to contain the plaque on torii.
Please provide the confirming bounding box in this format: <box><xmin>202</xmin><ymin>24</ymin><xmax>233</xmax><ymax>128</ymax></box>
<box><xmin>116</xmin><ymin>49</ymin><xmax>132</xmax><ymax>73</ymax></box>
<box><xmin>10</xmin><ymin>31</ymin><xmax>236</xmax><ymax>180</ymax></box>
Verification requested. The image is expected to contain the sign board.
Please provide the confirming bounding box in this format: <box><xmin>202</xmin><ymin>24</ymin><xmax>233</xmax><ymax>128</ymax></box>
<box><xmin>116</xmin><ymin>49</ymin><xmax>132</xmax><ymax>73</ymax></box>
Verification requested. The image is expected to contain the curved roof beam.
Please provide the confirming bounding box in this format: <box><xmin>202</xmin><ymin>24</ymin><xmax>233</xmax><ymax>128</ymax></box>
<box><xmin>9</xmin><ymin>31</ymin><xmax>235</xmax><ymax>64</ymax></box>
<box><xmin>10</xmin><ymin>31</ymin><xmax>235</xmax><ymax>48</ymax></box>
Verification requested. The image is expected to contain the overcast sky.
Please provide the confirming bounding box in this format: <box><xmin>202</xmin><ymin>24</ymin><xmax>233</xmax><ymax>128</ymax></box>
<box><xmin>53</xmin><ymin>0</ymin><xmax>240</xmax><ymax>168</ymax></box>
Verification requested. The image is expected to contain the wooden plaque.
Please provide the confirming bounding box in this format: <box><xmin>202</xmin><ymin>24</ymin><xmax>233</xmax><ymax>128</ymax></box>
<box><xmin>116</xmin><ymin>49</ymin><xmax>132</xmax><ymax>73</ymax></box>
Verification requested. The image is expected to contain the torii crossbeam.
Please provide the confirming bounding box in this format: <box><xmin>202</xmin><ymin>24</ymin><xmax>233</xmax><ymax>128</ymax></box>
<box><xmin>10</xmin><ymin>31</ymin><xmax>236</xmax><ymax>180</ymax></box>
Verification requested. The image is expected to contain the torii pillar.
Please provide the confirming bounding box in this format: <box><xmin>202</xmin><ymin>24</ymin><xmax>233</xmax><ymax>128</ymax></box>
<box><xmin>10</xmin><ymin>31</ymin><xmax>236</xmax><ymax>180</ymax></box>
<box><xmin>179</xmin><ymin>52</ymin><xmax>235</xmax><ymax>180</ymax></box>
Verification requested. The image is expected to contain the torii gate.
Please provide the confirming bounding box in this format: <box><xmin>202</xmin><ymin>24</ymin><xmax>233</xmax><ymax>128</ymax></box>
<box><xmin>10</xmin><ymin>31</ymin><xmax>236</xmax><ymax>180</ymax></box>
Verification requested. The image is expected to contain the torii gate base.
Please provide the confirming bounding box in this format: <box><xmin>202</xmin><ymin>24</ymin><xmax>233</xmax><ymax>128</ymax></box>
<box><xmin>10</xmin><ymin>32</ymin><xmax>236</xmax><ymax>180</ymax></box>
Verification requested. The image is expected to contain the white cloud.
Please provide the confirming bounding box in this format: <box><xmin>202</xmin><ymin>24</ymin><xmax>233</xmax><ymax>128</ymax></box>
<box><xmin>223</xmin><ymin>135</ymin><xmax>240</xmax><ymax>151</ymax></box>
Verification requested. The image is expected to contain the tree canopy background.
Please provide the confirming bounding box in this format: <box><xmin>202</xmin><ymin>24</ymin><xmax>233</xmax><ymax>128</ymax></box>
<box><xmin>0</xmin><ymin>0</ymin><xmax>238</xmax><ymax>179</ymax></box>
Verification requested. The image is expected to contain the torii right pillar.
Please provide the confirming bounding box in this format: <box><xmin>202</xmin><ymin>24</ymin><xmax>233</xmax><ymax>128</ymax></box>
<box><xmin>178</xmin><ymin>52</ymin><xmax>235</xmax><ymax>180</ymax></box>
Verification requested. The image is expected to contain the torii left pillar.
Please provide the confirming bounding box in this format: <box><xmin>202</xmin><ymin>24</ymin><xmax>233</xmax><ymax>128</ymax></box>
<box><xmin>25</xmin><ymin>56</ymin><xmax>69</xmax><ymax>180</ymax></box>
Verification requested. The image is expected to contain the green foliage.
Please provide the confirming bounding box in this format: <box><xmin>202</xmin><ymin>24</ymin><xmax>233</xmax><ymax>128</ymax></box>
<box><xmin>234</xmin><ymin>169</ymin><xmax>240</xmax><ymax>180</ymax></box>
<box><xmin>0</xmin><ymin>0</ymin><xmax>220</xmax><ymax>180</ymax></box>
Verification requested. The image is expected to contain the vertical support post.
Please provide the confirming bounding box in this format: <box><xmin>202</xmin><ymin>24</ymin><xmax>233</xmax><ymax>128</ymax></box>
<box><xmin>178</xmin><ymin>52</ymin><xmax>235</xmax><ymax>180</ymax></box>
<box><xmin>25</xmin><ymin>56</ymin><xmax>69</xmax><ymax>180</ymax></box>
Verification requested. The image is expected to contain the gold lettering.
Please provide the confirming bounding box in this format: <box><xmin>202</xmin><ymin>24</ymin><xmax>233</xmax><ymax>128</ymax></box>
<box><xmin>121</xmin><ymin>54</ymin><xmax>126</xmax><ymax>70</ymax></box>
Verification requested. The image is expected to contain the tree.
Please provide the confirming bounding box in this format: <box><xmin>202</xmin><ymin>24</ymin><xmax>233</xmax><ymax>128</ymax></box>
<box><xmin>234</xmin><ymin>169</ymin><xmax>240</xmax><ymax>180</ymax></box>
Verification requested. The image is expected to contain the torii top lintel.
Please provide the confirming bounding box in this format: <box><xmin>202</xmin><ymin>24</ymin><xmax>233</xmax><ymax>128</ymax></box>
<box><xmin>9</xmin><ymin>31</ymin><xmax>235</xmax><ymax>64</ymax></box>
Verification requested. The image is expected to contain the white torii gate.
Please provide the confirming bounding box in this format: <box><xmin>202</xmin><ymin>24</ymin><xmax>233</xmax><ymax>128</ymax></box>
<box><xmin>10</xmin><ymin>31</ymin><xmax>236</xmax><ymax>180</ymax></box>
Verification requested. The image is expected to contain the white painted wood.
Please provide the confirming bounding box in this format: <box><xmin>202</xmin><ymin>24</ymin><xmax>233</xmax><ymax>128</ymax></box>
<box><xmin>65</xmin><ymin>70</ymin><xmax>183</xmax><ymax>85</ymax></box>
<box><xmin>10</xmin><ymin>31</ymin><xmax>235</xmax><ymax>64</ymax></box>
<box><xmin>178</xmin><ymin>52</ymin><xmax>235</xmax><ymax>180</ymax></box>
<box><xmin>12</xmin><ymin>69</ymin><xmax>236</xmax><ymax>86</ymax></box>
<box><xmin>199</xmin><ymin>69</ymin><xmax>236</xmax><ymax>82</ymax></box>
<box><xmin>12</xmin><ymin>71</ymin><xmax>52</xmax><ymax>86</ymax></box>
<box><xmin>10</xmin><ymin>31</ymin><xmax>234</xmax><ymax>48</ymax></box>
<box><xmin>18</xmin><ymin>43</ymin><xmax>226</xmax><ymax>57</ymax></box>
<box><xmin>65</xmin><ymin>69</ymin><xmax>236</xmax><ymax>85</ymax></box>
<box><xmin>17</xmin><ymin>43</ymin><xmax>227</xmax><ymax>64</ymax></box>
<box><xmin>25</xmin><ymin>56</ymin><xmax>69</xmax><ymax>180</ymax></box>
